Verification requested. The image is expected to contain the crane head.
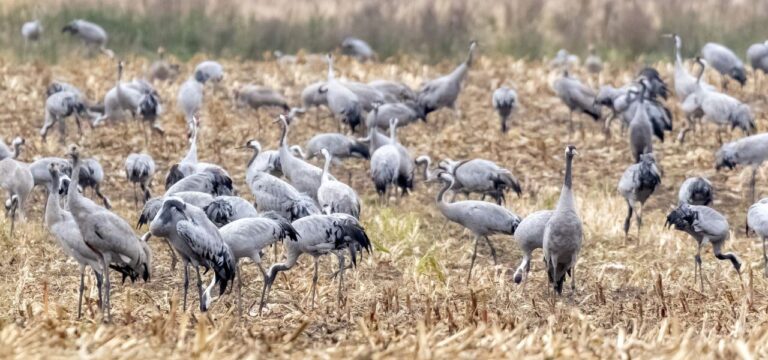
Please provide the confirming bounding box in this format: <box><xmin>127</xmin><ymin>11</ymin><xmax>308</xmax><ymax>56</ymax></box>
<box><xmin>565</xmin><ymin>145</ymin><xmax>578</xmax><ymax>158</ymax></box>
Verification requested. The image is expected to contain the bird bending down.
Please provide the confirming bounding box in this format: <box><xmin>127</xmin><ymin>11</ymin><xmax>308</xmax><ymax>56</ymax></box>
<box><xmin>512</xmin><ymin>210</ymin><xmax>553</xmax><ymax>285</ymax></box>
<box><xmin>617</xmin><ymin>153</ymin><xmax>661</xmax><ymax>243</ymax></box>
<box><xmin>666</xmin><ymin>204</ymin><xmax>741</xmax><ymax>292</ymax></box>
<box><xmin>543</xmin><ymin>145</ymin><xmax>583</xmax><ymax>295</ymax></box>
<box><xmin>715</xmin><ymin>133</ymin><xmax>768</xmax><ymax>204</ymax></box>
<box><xmin>678</xmin><ymin>177</ymin><xmax>713</xmax><ymax>206</ymax></box>
<box><xmin>258</xmin><ymin>213</ymin><xmax>372</xmax><ymax>312</ymax></box>
<box><xmin>433</xmin><ymin>171</ymin><xmax>521</xmax><ymax>284</ymax></box>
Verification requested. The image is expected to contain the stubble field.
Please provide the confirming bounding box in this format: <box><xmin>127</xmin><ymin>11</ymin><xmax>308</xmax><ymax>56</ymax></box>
<box><xmin>1</xmin><ymin>53</ymin><xmax>768</xmax><ymax>358</ymax></box>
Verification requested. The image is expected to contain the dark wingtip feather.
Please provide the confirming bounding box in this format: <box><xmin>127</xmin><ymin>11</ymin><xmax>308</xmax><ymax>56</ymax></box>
<box><xmin>165</xmin><ymin>164</ymin><xmax>184</xmax><ymax>190</ymax></box>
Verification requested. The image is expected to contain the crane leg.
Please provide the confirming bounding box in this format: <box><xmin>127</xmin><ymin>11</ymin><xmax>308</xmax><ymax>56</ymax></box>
<box><xmin>466</xmin><ymin>235</ymin><xmax>480</xmax><ymax>285</ymax></box>
<box><xmin>310</xmin><ymin>257</ymin><xmax>320</xmax><ymax>309</ymax></box>
<box><xmin>623</xmin><ymin>200</ymin><xmax>633</xmax><ymax>245</ymax></box>
<box><xmin>167</xmin><ymin>240</ymin><xmax>178</xmax><ymax>272</ymax></box>
<box><xmin>637</xmin><ymin>203</ymin><xmax>643</xmax><ymax>244</ymax></box>
<box><xmin>568</xmin><ymin>111</ymin><xmax>574</xmax><ymax>138</ymax></box>
<box><xmin>751</xmin><ymin>168</ymin><xmax>758</xmax><ymax>204</ymax></box>
<box><xmin>94</xmin><ymin>269</ymin><xmax>103</xmax><ymax>310</ymax></box>
<box><xmin>484</xmin><ymin>236</ymin><xmax>498</xmax><ymax>265</ymax></box>
<box><xmin>182</xmin><ymin>262</ymin><xmax>189</xmax><ymax>311</ymax></box>
<box><xmin>236</xmin><ymin>263</ymin><xmax>242</xmax><ymax>317</ymax></box>
<box><xmin>695</xmin><ymin>244</ymin><xmax>703</xmax><ymax>293</ymax></box>
<box><xmin>513</xmin><ymin>254</ymin><xmax>530</xmax><ymax>285</ymax></box>
<box><xmin>132</xmin><ymin>184</ymin><xmax>138</xmax><ymax>208</ymax></box>
<box><xmin>100</xmin><ymin>257</ymin><xmax>111</xmax><ymax>323</ymax></box>
<box><xmin>763</xmin><ymin>236</ymin><xmax>768</xmax><ymax>278</ymax></box>
<box><xmin>195</xmin><ymin>266</ymin><xmax>206</xmax><ymax>312</ymax></box>
<box><xmin>337</xmin><ymin>253</ymin><xmax>345</xmax><ymax>306</ymax></box>
<box><xmin>77</xmin><ymin>265</ymin><xmax>85</xmax><ymax>319</ymax></box>
<box><xmin>94</xmin><ymin>184</ymin><xmax>112</xmax><ymax>210</ymax></box>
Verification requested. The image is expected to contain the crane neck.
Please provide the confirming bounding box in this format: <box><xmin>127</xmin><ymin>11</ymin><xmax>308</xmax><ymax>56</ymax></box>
<box><xmin>184</xmin><ymin>131</ymin><xmax>199</xmax><ymax>164</ymax></box>
<box><xmin>696</xmin><ymin>61</ymin><xmax>705</xmax><ymax>84</ymax></box>
<box><xmin>436</xmin><ymin>178</ymin><xmax>454</xmax><ymax>205</ymax></box>
<box><xmin>556</xmin><ymin>154</ymin><xmax>575</xmax><ymax>210</ymax></box>
<box><xmin>246</xmin><ymin>147</ymin><xmax>259</xmax><ymax>168</ymax></box>
<box><xmin>389</xmin><ymin>122</ymin><xmax>398</xmax><ymax>144</ymax></box>
<box><xmin>45</xmin><ymin>172</ymin><xmax>63</xmax><ymax>226</ymax></box>
<box><xmin>327</xmin><ymin>58</ymin><xmax>335</xmax><ymax>80</ymax></box>
<box><xmin>279</xmin><ymin>120</ymin><xmax>288</xmax><ymax>148</ymax></box>
<box><xmin>674</xmin><ymin>40</ymin><xmax>682</xmax><ymax>66</ymax></box>
<box><xmin>321</xmin><ymin>152</ymin><xmax>332</xmax><ymax>183</ymax></box>
<box><xmin>420</xmin><ymin>158</ymin><xmax>432</xmax><ymax>180</ymax></box>
<box><xmin>68</xmin><ymin>155</ymin><xmax>84</xmax><ymax>205</ymax></box>
<box><xmin>12</xmin><ymin>143</ymin><xmax>22</xmax><ymax>159</ymax></box>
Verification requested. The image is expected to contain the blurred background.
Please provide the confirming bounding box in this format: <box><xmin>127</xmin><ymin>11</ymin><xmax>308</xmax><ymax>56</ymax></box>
<box><xmin>1</xmin><ymin>0</ymin><xmax>767</xmax><ymax>63</ymax></box>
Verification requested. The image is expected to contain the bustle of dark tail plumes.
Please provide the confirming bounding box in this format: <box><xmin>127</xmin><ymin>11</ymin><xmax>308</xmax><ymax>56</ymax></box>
<box><xmin>203</xmin><ymin>199</ymin><xmax>234</xmax><ymax>226</ymax></box>
<box><xmin>290</xmin><ymin>193</ymin><xmax>319</xmax><ymax>221</ymax></box>
<box><xmin>637</xmin><ymin>67</ymin><xmax>670</xmax><ymax>100</ymax></box>
<box><xmin>262</xmin><ymin>211</ymin><xmax>300</xmax><ymax>242</ymax></box>
<box><xmin>137</xmin><ymin>198</ymin><xmax>162</xmax><ymax>228</ymax></box>
<box><xmin>664</xmin><ymin>204</ymin><xmax>697</xmax><ymax>231</ymax></box>
<box><xmin>210</xmin><ymin>247</ymin><xmax>236</xmax><ymax>297</ymax></box>
<box><xmin>205</xmin><ymin>168</ymin><xmax>234</xmax><ymax>196</ymax></box>
<box><xmin>689</xmin><ymin>179</ymin><xmax>713</xmax><ymax>206</ymax></box>
<box><xmin>350</xmin><ymin>141</ymin><xmax>370</xmax><ymax>159</ymax></box>
<box><xmin>343</xmin><ymin>105</ymin><xmax>363</xmax><ymax>132</ymax></box>
<box><xmin>729</xmin><ymin>104</ymin><xmax>755</xmax><ymax>135</ymax></box>
<box><xmin>396</xmin><ymin>172</ymin><xmax>414</xmax><ymax>196</ymax></box>
<box><xmin>165</xmin><ymin>164</ymin><xmax>185</xmax><ymax>190</ymax></box>
<box><xmin>331</xmin><ymin>217</ymin><xmax>372</xmax><ymax>267</ymax></box>
<box><xmin>637</xmin><ymin>156</ymin><xmax>662</xmax><ymax>191</ymax></box>
<box><xmin>493</xmin><ymin>171</ymin><xmax>522</xmax><ymax>197</ymax></box>
<box><xmin>546</xmin><ymin>261</ymin><xmax>571</xmax><ymax>294</ymax></box>
<box><xmin>138</xmin><ymin>91</ymin><xmax>160</xmax><ymax>121</ymax></box>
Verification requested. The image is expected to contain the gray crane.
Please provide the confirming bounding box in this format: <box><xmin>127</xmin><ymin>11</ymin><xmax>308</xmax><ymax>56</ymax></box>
<box><xmin>276</xmin><ymin>115</ymin><xmax>331</xmax><ymax>201</ymax></box>
<box><xmin>543</xmin><ymin>145</ymin><xmax>582</xmax><ymax>295</ymax></box>
<box><xmin>0</xmin><ymin>157</ymin><xmax>33</xmax><ymax>235</ymax></box>
<box><xmin>368</xmin><ymin>80</ymin><xmax>416</xmax><ymax>102</ymax></box>
<box><xmin>637</xmin><ymin>67</ymin><xmax>670</xmax><ymax>100</ymax></box>
<box><xmin>203</xmin><ymin>196</ymin><xmax>259</xmax><ymax>227</ymax></box>
<box><xmin>414</xmin><ymin>155</ymin><xmax>438</xmax><ymax>182</ymax></box>
<box><xmin>41</xmin><ymin>90</ymin><xmax>90</xmax><ymax>144</ymax></box>
<box><xmin>366</xmin><ymin>101</ymin><xmax>425</xmax><ymax>129</ymax></box>
<box><xmin>369</xmin><ymin>127</ymin><xmax>401</xmax><ymax>203</ymax></box>
<box><xmin>146</xmin><ymin>47</ymin><xmax>179</xmax><ymax>82</ymax></box>
<box><xmin>194</xmin><ymin>61</ymin><xmax>224</xmax><ymax>83</ymax></box>
<box><xmin>665</xmin><ymin>204</ymin><xmax>741</xmax><ymax>291</ymax></box>
<box><xmin>234</xmin><ymin>84</ymin><xmax>289</xmax><ymax>111</ymax></box>
<box><xmin>21</xmin><ymin>20</ymin><xmax>42</xmax><ymax>45</ymax></box>
<box><xmin>492</xmin><ymin>86</ymin><xmax>518</xmax><ymax>133</ymax></box>
<box><xmin>553</xmin><ymin>71</ymin><xmax>601</xmax><ymax>134</ymax></box>
<box><xmin>417</xmin><ymin>41</ymin><xmax>477</xmax><ymax>120</ymax></box>
<box><xmin>437</xmin><ymin>158</ymin><xmax>522</xmax><ymax>205</ymax></box>
<box><xmin>44</xmin><ymin>163</ymin><xmax>102</xmax><ymax>319</ymax></box>
<box><xmin>341</xmin><ymin>37</ymin><xmax>376</xmax><ymax>62</ymax></box>
<box><xmin>715</xmin><ymin>133</ymin><xmax>768</xmax><ymax>203</ymax></box>
<box><xmin>93</xmin><ymin>61</ymin><xmax>163</xmax><ymax>136</ymax></box>
<box><xmin>219</xmin><ymin>213</ymin><xmax>298</xmax><ymax>314</ymax></box>
<box><xmin>627</xmin><ymin>81</ymin><xmax>654</xmax><ymax>163</ymax></box>
<box><xmin>241</xmin><ymin>139</ymin><xmax>282</xmax><ymax>181</ymax></box>
<box><xmin>617</xmin><ymin>153</ymin><xmax>661</xmax><ymax>242</ymax></box>
<box><xmin>248</xmin><ymin>170</ymin><xmax>319</xmax><ymax>221</ymax></box>
<box><xmin>0</xmin><ymin>137</ymin><xmax>24</xmax><ymax>160</ymax></box>
<box><xmin>148</xmin><ymin>197</ymin><xmax>235</xmax><ymax>312</ymax></box>
<box><xmin>512</xmin><ymin>210</ymin><xmax>553</xmax><ymax>285</ymax></box>
<box><xmin>747</xmin><ymin>198</ymin><xmax>768</xmax><ymax>277</ymax></box>
<box><xmin>77</xmin><ymin>158</ymin><xmax>112</xmax><ymax>209</ymax></box>
<box><xmin>66</xmin><ymin>145</ymin><xmax>151</xmax><ymax>322</ymax></box>
<box><xmin>165</xmin><ymin>168</ymin><xmax>234</xmax><ymax>197</ymax></box>
<box><xmin>301</xmin><ymin>81</ymin><xmax>328</xmax><ymax>120</ymax></box>
<box><xmin>433</xmin><ymin>171</ymin><xmax>521</xmax><ymax>283</ymax></box>
<box><xmin>585</xmin><ymin>45</ymin><xmax>603</xmax><ymax>74</ymax></box>
<box><xmin>258</xmin><ymin>212</ymin><xmax>371</xmax><ymax>312</ymax></box>
<box><xmin>298</xmin><ymin>133</ymin><xmax>370</xmax><ymax>164</ymax></box>
<box><xmin>165</xmin><ymin>119</ymin><xmax>229</xmax><ymax>188</ymax></box>
<box><xmin>747</xmin><ymin>41</ymin><xmax>768</xmax><ymax>75</ymax></box>
<box><xmin>389</xmin><ymin>119</ymin><xmax>415</xmax><ymax>197</ymax></box>
<box><xmin>342</xmin><ymin>82</ymin><xmax>391</xmax><ymax>111</ymax></box>
<box><xmin>663</xmin><ymin>34</ymin><xmax>713</xmax><ymax>101</ymax></box>
<box><xmin>678</xmin><ymin>177</ymin><xmax>713</xmax><ymax>206</ymax></box>
<box><xmin>317</xmin><ymin>149</ymin><xmax>361</xmax><ymax>219</ymax></box>
<box><xmin>321</xmin><ymin>54</ymin><xmax>364</xmax><ymax>131</ymax></box>
<box><xmin>549</xmin><ymin>49</ymin><xmax>579</xmax><ymax>69</ymax></box>
<box><xmin>125</xmin><ymin>153</ymin><xmax>156</xmax><ymax>206</ymax></box>
<box><xmin>61</xmin><ymin>19</ymin><xmax>110</xmax><ymax>56</ymax></box>
<box><xmin>177</xmin><ymin>76</ymin><xmax>204</xmax><ymax>129</ymax></box>
<box><xmin>701</xmin><ymin>42</ymin><xmax>747</xmax><ymax>88</ymax></box>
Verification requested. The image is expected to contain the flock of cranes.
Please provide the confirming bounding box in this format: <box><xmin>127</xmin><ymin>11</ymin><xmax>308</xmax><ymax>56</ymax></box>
<box><xmin>7</xmin><ymin>17</ymin><xmax>768</xmax><ymax>322</ymax></box>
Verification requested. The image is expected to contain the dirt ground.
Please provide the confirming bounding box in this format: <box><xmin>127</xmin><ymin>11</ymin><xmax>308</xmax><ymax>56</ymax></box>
<box><xmin>1</xmin><ymin>54</ymin><xmax>768</xmax><ymax>358</ymax></box>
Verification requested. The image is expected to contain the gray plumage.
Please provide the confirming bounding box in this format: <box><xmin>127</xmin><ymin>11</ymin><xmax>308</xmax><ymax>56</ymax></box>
<box><xmin>341</xmin><ymin>37</ymin><xmax>376</xmax><ymax>61</ymax></box>
<box><xmin>627</xmin><ymin>84</ymin><xmax>654</xmax><ymax>163</ymax></box>
<box><xmin>417</xmin><ymin>41</ymin><xmax>476</xmax><ymax>118</ymax></box>
<box><xmin>234</xmin><ymin>84</ymin><xmax>289</xmax><ymax>111</ymax></box>
<box><xmin>512</xmin><ymin>210</ymin><xmax>553</xmax><ymax>285</ymax></box>
<box><xmin>322</xmin><ymin>55</ymin><xmax>364</xmax><ymax>131</ymax></box>
<box><xmin>585</xmin><ymin>46</ymin><xmax>602</xmax><ymax>74</ymax></box>
<box><xmin>543</xmin><ymin>145</ymin><xmax>582</xmax><ymax>295</ymax></box>
<box><xmin>44</xmin><ymin>163</ymin><xmax>102</xmax><ymax>319</ymax></box>
<box><xmin>301</xmin><ymin>81</ymin><xmax>328</xmax><ymax>110</ymax></box>
<box><xmin>29</xmin><ymin>157</ymin><xmax>72</xmax><ymax>189</ymax></box>
<box><xmin>66</xmin><ymin>146</ymin><xmax>151</xmax><ymax>322</ymax></box>
<box><xmin>194</xmin><ymin>61</ymin><xmax>224</xmax><ymax>83</ymax></box>
<box><xmin>370</xmin><ymin>141</ymin><xmax>400</xmax><ymax>201</ymax></box>
<box><xmin>747</xmin><ymin>41</ymin><xmax>768</xmax><ymax>74</ymax></box>
<box><xmin>553</xmin><ymin>71</ymin><xmax>601</xmax><ymax>133</ymax></box>
<box><xmin>318</xmin><ymin>149</ymin><xmax>361</xmax><ymax>219</ymax></box>
<box><xmin>146</xmin><ymin>48</ymin><xmax>179</xmax><ymax>82</ymax></box>
<box><xmin>243</xmin><ymin>139</ymin><xmax>282</xmax><ymax>182</ymax></box>
<box><xmin>434</xmin><ymin>172</ymin><xmax>521</xmax><ymax>283</ymax></box>
<box><xmin>302</xmin><ymin>133</ymin><xmax>370</xmax><ymax>162</ymax></box>
<box><xmin>715</xmin><ymin>132</ymin><xmax>768</xmax><ymax>203</ymax></box>
<box><xmin>165</xmin><ymin>168</ymin><xmax>234</xmax><ymax>197</ymax></box>
<box><xmin>342</xmin><ymin>81</ymin><xmax>391</xmax><ymax>111</ymax></box>
<box><xmin>0</xmin><ymin>137</ymin><xmax>24</xmax><ymax>161</ymax></box>
<box><xmin>366</xmin><ymin>101</ymin><xmax>425</xmax><ymax>129</ymax></box>
<box><xmin>77</xmin><ymin>158</ymin><xmax>112</xmax><ymax>209</ymax></box>
<box><xmin>165</xmin><ymin>122</ymin><xmax>229</xmax><ymax>189</ymax></box>
<box><xmin>40</xmin><ymin>90</ymin><xmax>90</xmax><ymax>144</ymax></box>
<box><xmin>678</xmin><ymin>177</ymin><xmax>713</xmax><ymax>206</ymax></box>
<box><xmin>258</xmin><ymin>213</ymin><xmax>372</xmax><ymax>312</ymax></box>
<box><xmin>747</xmin><ymin>198</ymin><xmax>768</xmax><ymax>277</ymax></box>
<box><xmin>701</xmin><ymin>42</ymin><xmax>747</xmax><ymax>87</ymax></box>
<box><xmin>61</xmin><ymin>19</ymin><xmax>108</xmax><ymax>53</ymax></box>
<box><xmin>414</xmin><ymin>155</ymin><xmax>438</xmax><ymax>182</ymax></box>
<box><xmin>93</xmin><ymin>61</ymin><xmax>163</xmax><ymax>134</ymax></box>
<box><xmin>21</xmin><ymin>20</ymin><xmax>42</xmax><ymax>43</ymax></box>
<box><xmin>203</xmin><ymin>196</ymin><xmax>259</xmax><ymax>227</ymax></box>
<box><xmin>549</xmin><ymin>49</ymin><xmax>580</xmax><ymax>69</ymax></box>
<box><xmin>248</xmin><ymin>170</ymin><xmax>318</xmax><ymax>221</ymax></box>
<box><xmin>492</xmin><ymin>86</ymin><xmax>518</xmax><ymax>133</ymax></box>
<box><xmin>0</xmin><ymin>158</ymin><xmax>34</xmax><ymax>235</ymax></box>
<box><xmin>125</xmin><ymin>153</ymin><xmax>155</xmax><ymax>205</ymax></box>
<box><xmin>177</xmin><ymin>77</ymin><xmax>204</xmax><ymax>127</ymax></box>
<box><xmin>665</xmin><ymin>34</ymin><xmax>715</xmax><ymax>101</ymax></box>
<box><xmin>149</xmin><ymin>197</ymin><xmax>235</xmax><ymax>312</ymax></box>
<box><xmin>277</xmin><ymin>115</ymin><xmax>331</xmax><ymax>201</ymax></box>
<box><xmin>438</xmin><ymin>158</ymin><xmax>522</xmax><ymax>206</ymax></box>
<box><xmin>617</xmin><ymin>153</ymin><xmax>661</xmax><ymax>241</ymax></box>
<box><xmin>368</xmin><ymin>80</ymin><xmax>416</xmax><ymax>102</ymax></box>
<box><xmin>665</xmin><ymin>204</ymin><xmax>741</xmax><ymax>291</ymax></box>
<box><xmin>137</xmin><ymin>191</ymin><xmax>215</xmax><ymax>229</ymax></box>
<box><xmin>220</xmin><ymin>212</ymin><xmax>298</xmax><ymax>313</ymax></box>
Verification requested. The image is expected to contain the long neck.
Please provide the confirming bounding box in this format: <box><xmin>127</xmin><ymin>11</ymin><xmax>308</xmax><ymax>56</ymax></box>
<box><xmin>246</xmin><ymin>148</ymin><xmax>259</xmax><ymax>168</ymax></box>
<box><xmin>12</xmin><ymin>144</ymin><xmax>21</xmax><ymax>159</ymax></box>
<box><xmin>436</xmin><ymin>180</ymin><xmax>452</xmax><ymax>204</ymax></box>
<box><xmin>557</xmin><ymin>155</ymin><xmax>575</xmax><ymax>209</ymax></box>
<box><xmin>184</xmin><ymin>131</ymin><xmax>198</xmax><ymax>163</ymax></box>
<box><xmin>45</xmin><ymin>176</ymin><xmax>63</xmax><ymax>226</ymax></box>
<box><xmin>674</xmin><ymin>38</ymin><xmax>682</xmax><ymax>65</ymax></box>
<box><xmin>321</xmin><ymin>153</ymin><xmax>332</xmax><ymax>182</ymax></box>
<box><xmin>421</xmin><ymin>158</ymin><xmax>432</xmax><ymax>180</ymax></box>
<box><xmin>696</xmin><ymin>62</ymin><xmax>705</xmax><ymax>84</ymax></box>
<box><xmin>68</xmin><ymin>157</ymin><xmax>85</xmax><ymax>207</ymax></box>
<box><xmin>327</xmin><ymin>59</ymin><xmax>335</xmax><ymax>80</ymax></box>
<box><xmin>389</xmin><ymin>123</ymin><xmax>398</xmax><ymax>144</ymax></box>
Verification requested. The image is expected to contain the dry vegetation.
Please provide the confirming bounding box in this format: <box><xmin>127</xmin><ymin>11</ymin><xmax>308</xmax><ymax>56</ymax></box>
<box><xmin>2</xmin><ymin>52</ymin><xmax>768</xmax><ymax>358</ymax></box>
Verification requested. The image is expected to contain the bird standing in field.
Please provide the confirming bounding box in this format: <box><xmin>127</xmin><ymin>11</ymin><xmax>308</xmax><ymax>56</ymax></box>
<box><xmin>258</xmin><ymin>213</ymin><xmax>372</xmax><ymax>312</ymax></box>
<box><xmin>543</xmin><ymin>145</ymin><xmax>582</xmax><ymax>295</ymax></box>
<box><xmin>317</xmin><ymin>149</ymin><xmax>361</xmax><ymax>219</ymax></box>
<box><xmin>627</xmin><ymin>81</ymin><xmax>654</xmax><ymax>163</ymax></box>
<box><xmin>665</xmin><ymin>204</ymin><xmax>741</xmax><ymax>291</ymax></box>
<box><xmin>553</xmin><ymin>71</ymin><xmax>601</xmax><ymax>135</ymax></box>
<box><xmin>417</xmin><ymin>41</ymin><xmax>477</xmax><ymax>121</ymax></box>
<box><xmin>241</xmin><ymin>139</ymin><xmax>282</xmax><ymax>180</ymax></box>
<box><xmin>41</xmin><ymin>90</ymin><xmax>91</xmax><ymax>144</ymax></box>
<box><xmin>617</xmin><ymin>153</ymin><xmax>661</xmax><ymax>243</ymax></box>
<box><xmin>341</xmin><ymin>37</ymin><xmax>376</xmax><ymax>62</ymax></box>
<box><xmin>125</xmin><ymin>153</ymin><xmax>156</xmax><ymax>206</ymax></box>
<box><xmin>438</xmin><ymin>158</ymin><xmax>522</xmax><ymax>205</ymax></box>
<box><xmin>715</xmin><ymin>132</ymin><xmax>768</xmax><ymax>203</ymax></box>
<box><xmin>492</xmin><ymin>86</ymin><xmax>518</xmax><ymax>133</ymax></box>
<box><xmin>148</xmin><ymin>197</ymin><xmax>235</xmax><ymax>312</ymax></box>
<box><xmin>433</xmin><ymin>171</ymin><xmax>521</xmax><ymax>284</ymax></box>
<box><xmin>0</xmin><ymin>156</ymin><xmax>33</xmax><ymax>236</ymax></box>
<box><xmin>322</xmin><ymin>54</ymin><xmax>364</xmax><ymax>132</ymax></box>
<box><xmin>678</xmin><ymin>177</ymin><xmax>713</xmax><ymax>206</ymax></box>
<box><xmin>512</xmin><ymin>210</ymin><xmax>553</xmax><ymax>285</ymax></box>
<box><xmin>276</xmin><ymin>114</ymin><xmax>331</xmax><ymax>201</ymax></box>
<box><xmin>234</xmin><ymin>84</ymin><xmax>290</xmax><ymax>112</ymax></box>
<box><xmin>0</xmin><ymin>137</ymin><xmax>25</xmax><ymax>161</ymax></box>
<box><xmin>61</xmin><ymin>19</ymin><xmax>111</xmax><ymax>56</ymax></box>
<box><xmin>747</xmin><ymin>198</ymin><xmax>768</xmax><ymax>277</ymax></box>
<box><xmin>701</xmin><ymin>42</ymin><xmax>747</xmax><ymax>89</ymax></box>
